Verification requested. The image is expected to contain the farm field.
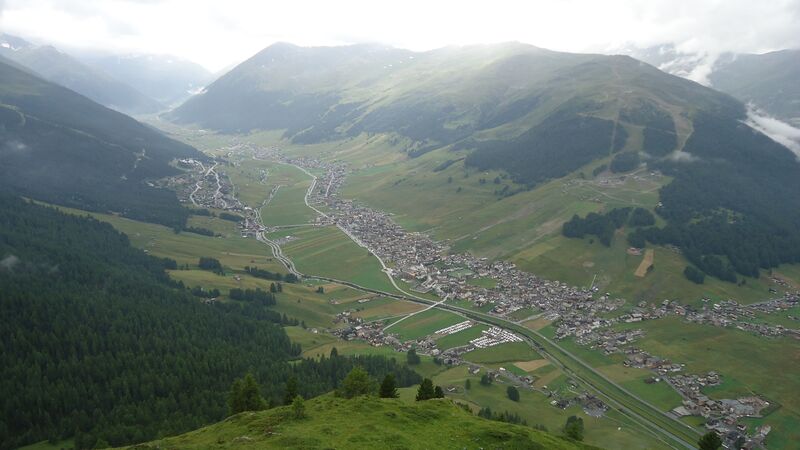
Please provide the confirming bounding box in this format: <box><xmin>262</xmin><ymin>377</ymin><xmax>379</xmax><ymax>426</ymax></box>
<box><xmin>225</xmin><ymin>157</ymin><xmax>274</xmax><ymax>207</ymax></box>
<box><xmin>435</xmin><ymin>324</ymin><xmax>489</xmax><ymax>350</ymax></box>
<box><xmin>259</xmin><ymin>163</ymin><xmax>318</xmax><ymax>226</ymax></box>
<box><xmin>351</xmin><ymin>297</ymin><xmax>425</xmax><ymax>321</ymax></box>
<box><xmin>268</xmin><ymin>282</ymin><xmax>380</xmax><ymax>329</ymax></box>
<box><xmin>513</xmin><ymin>359</ymin><xmax>550</xmax><ymax>373</ymax></box>
<box><xmin>462</xmin><ymin>342</ymin><xmax>540</xmax><ymax>365</ymax></box>
<box><xmin>271</xmin><ymin>225</ymin><xmax>399</xmax><ymax>293</ymax></box>
<box><xmin>387</xmin><ymin>308</ymin><xmax>466</xmax><ymax>341</ymax></box>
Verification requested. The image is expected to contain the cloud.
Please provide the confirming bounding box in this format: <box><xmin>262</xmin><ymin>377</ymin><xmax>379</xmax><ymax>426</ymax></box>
<box><xmin>1</xmin><ymin>0</ymin><xmax>798</xmax><ymax>71</ymax></box>
<box><xmin>745</xmin><ymin>106</ymin><xmax>800</xmax><ymax>159</ymax></box>
<box><xmin>0</xmin><ymin>254</ymin><xmax>20</xmax><ymax>271</ymax></box>
<box><xmin>668</xmin><ymin>150</ymin><xmax>700</xmax><ymax>163</ymax></box>
<box><xmin>657</xmin><ymin>52</ymin><xmax>718</xmax><ymax>86</ymax></box>
<box><xmin>1</xmin><ymin>140</ymin><xmax>29</xmax><ymax>154</ymax></box>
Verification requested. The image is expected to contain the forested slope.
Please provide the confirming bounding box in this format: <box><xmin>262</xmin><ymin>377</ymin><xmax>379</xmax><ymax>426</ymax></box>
<box><xmin>0</xmin><ymin>58</ymin><xmax>201</xmax><ymax>229</ymax></box>
<box><xmin>0</xmin><ymin>196</ymin><xmax>420</xmax><ymax>449</ymax></box>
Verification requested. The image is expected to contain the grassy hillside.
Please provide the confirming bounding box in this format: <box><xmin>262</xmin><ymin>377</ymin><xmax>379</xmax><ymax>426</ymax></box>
<box><xmin>0</xmin><ymin>59</ymin><xmax>203</xmax><ymax>228</ymax></box>
<box><xmin>267</xmin><ymin>133</ymin><xmax>795</xmax><ymax>304</ymax></box>
<box><xmin>122</xmin><ymin>395</ymin><xmax>597</xmax><ymax>450</ymax></box>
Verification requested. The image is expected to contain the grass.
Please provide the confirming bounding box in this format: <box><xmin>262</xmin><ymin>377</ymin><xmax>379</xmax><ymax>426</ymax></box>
<box><xmin>388</xmin><ymin>308</ymin><xmax>466</xmax><ymax>341</ymax></box>
<box><xmin>278</xmin><ymin>133</ymin><xmax>800</xmax><ymax>305</ymax></box>
<box><xmin>284</xmin><ymin>326</ymin><xmax>338</xmax><ymax>354</ymax></box>
<box><xmin>268</xmin><ymin>283</ymin><xmax>374</xmax><ymax>329</ymax></box>
<box><xmin>52</xmin><ymin>204</ymin><xmax>286</xmax><ymax>275</ymax></box>
<box><xmin>613</xmin><ymin>317</ymin><xmax>800</xmax><ymax>449</ymax></box>
<box><xmin>462</xmin><ymin>342</ymin><xmax>540</xmax><ymax>365</ymax></box>
<box><xmin>123</xmin><ymin>395</ymin><xmax>597</xmax><ymax>450</ymax></box>
<box><xmin>300</xmin><ymin>339</ymin><xmax>401</xmax><ymax>360</ymax></box>
<box><xmin>225</xmin><ymin>158</ymin><xmax>275</xmax><ymax>207</ymax></box>
<box><xmin>431</xmin><ymin>366</ymin><xmax>671</xmax><ymax>450</ymax></box>
<box><xmin>508</xmin><ymin>307</ymin><xmax>541</xmax><ymax>321</ymax></box>
<box><xmin>435</xmin><ymin>324</ymin><xmax>489</xmax><ymax>350</ymax></box>
<box><xmin>351</xmin><ymin>297</ymin><xmax>425</xmax><ymax>321</ymax></box>
<box><xmin>259</xmin><ymin>163</ymin><xmax>318</xmax><ymax>226</ymax></box>
<box><xmin>466</xmin><ymin>276</ymin><xmax>497</xmax><ymax>289</ymax></box>
<box><xmin>270</xmin><ymin>226</ymin><xmax>399</xmax><ymax>294</ymax></box>
<box><xmin>517</xmin><ymin>232</ymin><xmax>787</xmax><ymax>306</ymax></box>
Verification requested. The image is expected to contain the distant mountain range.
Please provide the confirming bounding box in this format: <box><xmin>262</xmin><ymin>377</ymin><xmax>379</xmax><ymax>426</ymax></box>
<box><xmin>624</xmin><ymin>44</ymin><xmax>800</xmax><ymax>125</ymax></box>
<box><xmin>79</xmin><ymin>52</ymin><xmax>213</xmax><ymax>107</ymax></box>
<box><xmin>0</xmin><ymin>33</ymin><xmax>162</xmax><ymax>114</ymax></box>
<box><xmin>0</xmin><ymin>56</ymin><xmax>203</xmax><ymax>228</ymax></box>
<box><xmin>0</xmin><ymin>33</ymin><xmax>213</xmax><ymax>114</ymax></box>
<box><xmin>170</xmin><ymin>41</ymin><xmax>800</xmax><ymax>283</ymax></box>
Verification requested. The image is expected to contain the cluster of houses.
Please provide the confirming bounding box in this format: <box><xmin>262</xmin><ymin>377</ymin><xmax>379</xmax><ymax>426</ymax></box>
<box><xmin>575</xmin><ymin>328</ymin><xmax>645</xmax><ymax>354</ymax></box>
<box><xmin>682</xmin><ymin>295</ymin><xmax>800</xmax><ymax>340</ymax></box>
<box><xmin>168</xmin><ymin>156</ymin><xmax>246</xmax><ymax>214</ymax></box>
<box><xmin>670</xmin><ymin>372</ymin><xmax>772</xmax><ymax>449</ymax></box>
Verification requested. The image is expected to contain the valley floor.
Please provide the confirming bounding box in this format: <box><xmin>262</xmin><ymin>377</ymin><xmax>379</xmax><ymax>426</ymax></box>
<box><xmin>62</xmin><ymin>126</ymin><xmax>799</xmax><ymax>449</ymax></box>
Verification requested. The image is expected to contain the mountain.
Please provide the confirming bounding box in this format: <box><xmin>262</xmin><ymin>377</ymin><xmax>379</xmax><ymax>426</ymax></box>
<box><xmin>625</xmin><ymin>44</ymin><xmax>800</xmax><ymax>124</ymax></box>
<box><xmin>170</xmin><ymin>42</ymin><xmax>737</xmax><ymax>150</ymax></box>
<box><xmin>0</xmin><ymin>33</ymin><xmax>162</xmax><ymax>114</ymax></box>
<box><xmin>709</xmin><ymin>50</ymin><xmax>800</xmax><ymax>124</ymax></box>
<box><xmin>0</xmin><ymin>58</ymin><xmax>202</xmax><ymax>228</ymax></box>
<box><xmin>170</xmin><ymin>42</ymin><xmax>800</xmax><ymax>283</ymax></box>
<box><xmin>121</xmin><ymin>395</ymin><xmax>596</xmax><ymax>450</ymax></box>
<box><xmin>81</xmin><ymin>52</ymin><xmax>213</xmax><ymax>106</ymax></box>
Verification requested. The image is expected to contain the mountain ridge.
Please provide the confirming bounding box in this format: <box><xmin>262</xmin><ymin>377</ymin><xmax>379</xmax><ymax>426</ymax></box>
<box><xmin>0</xmin><ymin>33</ymin><xmax>163</xmax><ymax>114</ymax></box>
<box><xmin>0</xmin><ymin>58</ymin><xmax>204</xmax><ymax>228</ymax></box>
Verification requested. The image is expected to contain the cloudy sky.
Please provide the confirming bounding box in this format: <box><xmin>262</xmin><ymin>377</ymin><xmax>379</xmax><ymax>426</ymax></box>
<box><xmin>1</xmin><ymin>0</ymin><xmax>799</xmax><ymax>71</ymax></box>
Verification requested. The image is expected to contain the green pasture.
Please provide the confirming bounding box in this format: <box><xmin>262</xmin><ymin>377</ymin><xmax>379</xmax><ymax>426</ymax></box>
<box><xmin>388</xmin><ymin>308</ymin><xmax>466</xmax><ymax>341</ymax></box>
<box><xmin>272</xmin><ymin>225</ymin><xmax>398</xmax><ymax>293</ymax></box>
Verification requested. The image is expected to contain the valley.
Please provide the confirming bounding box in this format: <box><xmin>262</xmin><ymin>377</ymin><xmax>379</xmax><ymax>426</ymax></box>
<box><xmin>91</xmin><ymin>125</ymin><xmax>797</xmax><ymax>449</ymax></box>
<box><xmin>2</xmin><ymin>13</ymin><xmax>799</xmax><ymax>448</ymax></box>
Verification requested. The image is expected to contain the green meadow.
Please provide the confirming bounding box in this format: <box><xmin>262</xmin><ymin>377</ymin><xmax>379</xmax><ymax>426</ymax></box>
<box><xmin>270</xmin><ymin>225</ymin><xmax>399</xmax><ymax>293</ymax></box>
<box><xmin>435</xmin><ymin>324</ymin><xmax>489</xmax><ymax>349</ymax></box>
<box><xmin>388</xmin><ymin>308</ymin><xmax>466</xmax><ymax>341</ymax></box>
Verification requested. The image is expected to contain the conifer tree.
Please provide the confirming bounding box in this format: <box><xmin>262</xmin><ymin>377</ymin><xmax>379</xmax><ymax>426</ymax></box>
<box><xmin>379</xmin><ymin>374</ymin><xmax>399</xmax><ymax>398</ymax></box>
<box><xmin>228</xmin><ymin>373</ymin><xmax>266</xmax><ymax>415</ymax></box>
<box><xmin>434</xmin><ymin>386</ymin><xmax>445</xmax><ymax>398</ymax></box>
<box><xmin>416</xmin><ymin>378</ymin><xmax>435</xmax><ymax>401</ymax></box>
<box><xmin>284</xmin><ymin>376</ymin><xmax>298</xmax><ymax>405</ymax></box>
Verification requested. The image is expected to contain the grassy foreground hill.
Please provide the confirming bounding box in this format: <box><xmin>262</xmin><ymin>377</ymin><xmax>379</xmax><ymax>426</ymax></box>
<box><xmin>123</xmin><ymin>395</ymin><xmax>597</xmax><ymax>450</ymax></box>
